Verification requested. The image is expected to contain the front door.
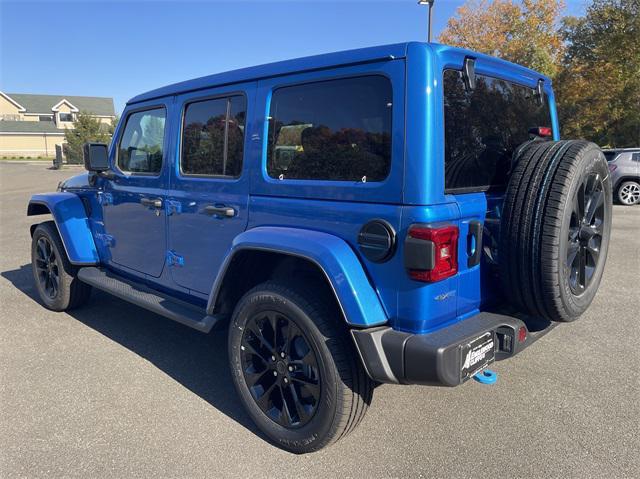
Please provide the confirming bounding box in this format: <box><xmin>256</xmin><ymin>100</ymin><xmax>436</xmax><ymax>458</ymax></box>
<box><xmin>102</xmin><ymin>103</ymin><xmax>170</xmax><ymax>278</ymax></box>
<box><xmin>167</xmin><ymin>85</ymin><xmax>254</xmax><ymax>294</ymax></box>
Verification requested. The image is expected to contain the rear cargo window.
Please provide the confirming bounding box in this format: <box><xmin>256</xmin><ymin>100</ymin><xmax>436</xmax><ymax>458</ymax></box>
<box><xmin>443</xmin><ymin>69</ymin><xmax>552</xmax><ymax>192</ymax></box>
<box><xmin>266</xmin><ymin>76</ymin><xmax>392</xmax><ymax>182</ymax></box>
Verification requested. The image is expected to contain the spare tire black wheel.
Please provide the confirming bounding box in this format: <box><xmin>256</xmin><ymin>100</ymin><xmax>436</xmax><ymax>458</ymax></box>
<box><xmin>500</xmin><ymin>140</ymin><xmax>612</xmax><ymax>322</ymax></box>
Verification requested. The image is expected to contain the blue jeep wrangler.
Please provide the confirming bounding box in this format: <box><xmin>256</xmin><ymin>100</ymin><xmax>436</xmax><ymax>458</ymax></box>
<box><xmin>28</xmin><ymin>43</ymin><xmax>612</xmax><ymax>453</ymax></box>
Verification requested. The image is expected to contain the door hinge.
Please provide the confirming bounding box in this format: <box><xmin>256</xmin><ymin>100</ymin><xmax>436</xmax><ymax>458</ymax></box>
<box><xmin>166</xmin><ymin>199</ymin><xmax>182</xmax><ymax>216</ymax></box>
<box><xmin>97</xmin><ymin>192</ymin><xmax>113</xmax><ymax>206</ymax></box>
<box><xmin>166</xmin><ymin>250</ymin><xmax>184</xmax><ymax>267</ymax></box>
<box><xmin>95</xmin><ymin>233</ymin><xmax>115</xmax><ymax>247</ymax></box>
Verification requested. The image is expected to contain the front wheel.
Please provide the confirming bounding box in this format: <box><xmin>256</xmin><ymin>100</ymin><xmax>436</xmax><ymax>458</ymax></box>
<box><xmin>228</xmin><ymin>281</ymin><xmax>372</xmax><ymax>453</ymax></box>
<box><xmin>31</xmin><ymin>221</ymin><xmax>92</xmax><ymax>311</ymax></box>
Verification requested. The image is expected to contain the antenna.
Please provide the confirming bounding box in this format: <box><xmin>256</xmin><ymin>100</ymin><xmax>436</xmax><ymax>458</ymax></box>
<box><xmin>418</xmin><ymin>0</ymin><xmax>435</xmax><ymax>42</ymax></box>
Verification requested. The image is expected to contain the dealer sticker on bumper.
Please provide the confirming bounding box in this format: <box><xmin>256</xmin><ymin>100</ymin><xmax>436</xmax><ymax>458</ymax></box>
<box><xmin>461</xmin><ymin>332</ymin><xmax>495</xmax><ymax>381</ymax></box>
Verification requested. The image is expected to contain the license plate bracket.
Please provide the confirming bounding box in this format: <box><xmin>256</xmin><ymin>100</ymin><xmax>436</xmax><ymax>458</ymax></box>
<box><xmin>460</xmin><ymin>332</ymin><xmax>495</xmax><ymax>381</ymax></box>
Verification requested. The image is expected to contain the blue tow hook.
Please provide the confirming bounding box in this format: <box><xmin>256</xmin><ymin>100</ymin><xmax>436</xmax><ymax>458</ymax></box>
<box><xmin>473</xmin><ymin>369</ymin><xmax>498</xmax><ymax>384</ymax></box>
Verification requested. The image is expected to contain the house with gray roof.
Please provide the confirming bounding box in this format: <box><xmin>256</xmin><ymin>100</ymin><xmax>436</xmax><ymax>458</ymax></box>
<box><xmin>0</xmin><ymin>91</ymin><xmax>116</xmax><ymax>157</ymax></box>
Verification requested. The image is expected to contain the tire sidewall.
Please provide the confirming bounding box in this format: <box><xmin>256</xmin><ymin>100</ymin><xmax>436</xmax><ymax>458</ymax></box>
<box><xmin>557</xmin><ymin>148</ymin><xmax>612</xmax><ymax>317</ymax></box>
<box><xmin>228</xmin><ymin>287</ymin><xmax>341</xmax><ymax>452</ymax></box>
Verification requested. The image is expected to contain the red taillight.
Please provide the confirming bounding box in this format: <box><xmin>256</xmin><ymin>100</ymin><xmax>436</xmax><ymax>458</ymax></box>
<box><xmin>529</xmin><ymin>126</ymin><xmax>552</xmax><ymax>138</ymax></box>
<box><xmin>608</xmin><ymin>163</ymin><xmax>617</xmax><ymax>172</ymax></box>
<box><xmin>407</xmin><ymin>225</ymin><xmax>459</xmax><ymax>282</ymax></box>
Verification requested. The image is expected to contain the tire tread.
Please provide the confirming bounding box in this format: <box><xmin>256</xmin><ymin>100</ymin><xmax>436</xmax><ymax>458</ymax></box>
<box><xmin>500</xmin><ymin>140</ymin><xmax>611</xmax><ymax>322</ymax></box>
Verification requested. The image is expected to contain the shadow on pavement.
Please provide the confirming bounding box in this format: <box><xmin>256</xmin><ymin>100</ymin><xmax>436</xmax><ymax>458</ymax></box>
<box><xmin>1</xmin><ymin>264</ymin><xmax>264</xmax><ymax>442</ymax></box>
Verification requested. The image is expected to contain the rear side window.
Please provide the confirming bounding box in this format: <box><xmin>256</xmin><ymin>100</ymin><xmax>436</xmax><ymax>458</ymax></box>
<box><xmin>181</xmin><ymin>95</ymin><xmax>246</xmax><ymax>177</ymax></box>
<box><xmin>603</xmin><ymin>152</ymin><xmax>617</xmax><ymax>162</ymax></box>
<box><xmin>118</xmin><ymin>108</ymin><xmax>166</xmax><ymax>174</ymax></box>
<box><xmin>267</xmin><ymin>76</ymin><xmax>393</xmax><ymax>182</ymax></box>
<box><xmin>443</xmin><ymin>70</ymin><xmax>552</xmax><ymax>192</ymax></box>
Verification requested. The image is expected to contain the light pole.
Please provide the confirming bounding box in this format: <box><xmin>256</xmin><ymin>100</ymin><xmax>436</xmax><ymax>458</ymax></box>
<box><xmin>418</xmin><ymin>0</ymin><xmax>435</xmax><ymax>43</ymax></box>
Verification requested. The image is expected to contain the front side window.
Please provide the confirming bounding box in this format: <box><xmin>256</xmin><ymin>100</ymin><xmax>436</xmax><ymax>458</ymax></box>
<box><xmin>267</xmin><ymin>76</ymin><xmax>393</xmax><ymax>182</ymax></box>
<box><xmin>443</xmin><ymin>70</ymin><xmax>552</xmax><ymax>191</ymax></box>
<box><xmin>632</xmin><ymin>152</ymin><xmax>640</xmax><ymax>162</ymax></box>
<box><xmin>117</xmin><ymin>108</ymin><xmax>166</xmax><ymax>174</ymax></box>
<box><xmin>181</xmin><ymin>95</ymin><xmax>246</xmax><ymax>177</ymax></box>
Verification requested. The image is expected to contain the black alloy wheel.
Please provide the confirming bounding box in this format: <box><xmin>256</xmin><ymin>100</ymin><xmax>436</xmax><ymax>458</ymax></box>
<box><xmin>240</xmin><ymin>311</ymin><xmax>321</xmax><ymax>428</ymax></box>
<box><xmin>500</xmin><ymin>140</ymin><xmax>612</xmax><ymax>321</ymax></box>
<box><xmin>34</xmin><ymin>236</ymin><xmax>60</xmax><ymax>299</ymax></box>
<box><xmin>567</xmin><ymin>172</ymin><xmax>606</xmax><ymax>295</ymax></box>
<box><xmin>228</xmin><ymin>281</ymin><xmax>373</xmax><ymax>453</ymax></box>
<box><xmin>31</xmin><ymin>221</ymin><xmax>92</xmax><ymax>311</ymax></box>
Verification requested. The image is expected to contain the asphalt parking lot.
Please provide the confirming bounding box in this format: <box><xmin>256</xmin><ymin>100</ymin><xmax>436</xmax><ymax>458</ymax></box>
<box><xmin>0</xmin><ymin>161</ymin><xmax>638</xmax><ymax>478</ymax></box>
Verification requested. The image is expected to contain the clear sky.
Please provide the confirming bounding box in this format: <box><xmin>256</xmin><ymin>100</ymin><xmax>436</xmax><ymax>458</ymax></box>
<box><xmin>0</xmin><ymin>0</ymin><xmax>588</xmax><ymax>114</ymax></box>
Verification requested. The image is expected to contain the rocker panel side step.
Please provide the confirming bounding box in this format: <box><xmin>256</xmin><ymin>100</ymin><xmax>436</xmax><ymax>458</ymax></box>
<box><xmin>77</xmin><ymin>267</ymin><xmax>222</xmax><ymax>333</ymax></box>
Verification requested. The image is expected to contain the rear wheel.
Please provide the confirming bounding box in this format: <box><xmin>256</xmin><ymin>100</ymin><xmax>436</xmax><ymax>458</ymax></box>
<box><xmin>617</xmin><ymin>180</ymin><xmax>640</xmax><ymax>205</ymax></box>
<box><xmin>228</xmin><ymin>280</ymin><xmax>372</xmax><ymax>453</ymax></box>
<box><xmin>31</xmin><ymin>221</ymin><xmax>92</xmax><ymax>311</ymax></box>
<box><xmin>500</xmin><ymin>140</ymin><xmax>612</xmax><ymax>322</ymax></box>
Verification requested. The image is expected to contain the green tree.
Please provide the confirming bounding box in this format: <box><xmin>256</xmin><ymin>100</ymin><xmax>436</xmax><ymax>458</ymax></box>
<box><xmin>555</xmin><ymin>0</ymin><xmax>640</xmax><ymax>147</ymax></box>
<box><xmin>108</xmin><ymin>115</ymin><xmax>119</xmax><ymax>136</ymax></box>
<box><xmin>63</xmin><ymin>112</ymin><xmax>113</xmax><ymax>164</ymax></box>
<box><xmin>438</xmin><ymin>0</ymin><xmax>565</xmax><ymax>77</ymax></box>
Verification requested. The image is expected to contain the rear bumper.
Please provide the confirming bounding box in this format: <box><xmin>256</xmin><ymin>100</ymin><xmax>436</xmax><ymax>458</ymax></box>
<box><xmin>351</xmin><ymin>311</ymin><xmax>557</xmax><ymax>386</ymax></box>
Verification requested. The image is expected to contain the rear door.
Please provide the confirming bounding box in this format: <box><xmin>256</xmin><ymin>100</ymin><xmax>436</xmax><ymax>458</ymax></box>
<box><xmin>166</xmin><ymin>83</ymin><xmax>254</xmax><ymax>295</ymax></box>
<box><xmin>452</xmin><ymin>194</ymin><xmax>486</xmax><ymax>316</ymax></box>
<box><xmin>442</xmin><ymin>66</ymin><xmax>554</xmax><ymax>315</ymax></box>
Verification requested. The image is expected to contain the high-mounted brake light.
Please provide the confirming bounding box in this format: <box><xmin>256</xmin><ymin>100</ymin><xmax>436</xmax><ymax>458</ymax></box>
<box><xmin>405</xmin><ymin>225</ymin><xmax>459</xmax><ymax>282</ymax></box>
<box><xmin>529</xmin><ymin>126</ymin><xmax>552</xmax><ymax>138</ymax></box>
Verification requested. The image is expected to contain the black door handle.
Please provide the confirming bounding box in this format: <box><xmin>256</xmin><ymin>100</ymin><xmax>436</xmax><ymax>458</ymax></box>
<box><xmin>140</xmin><ymin>197</ymin><xmax>162</xmax><ymax>208</ymax></box>
<box><xmin>204</xmin><ymin>205</ymin><xmax>235</xmax><ymax>218</ymax></box>
<box><xmin>467</xmin><ymin>220</ymin><xmax>483</xmax><ymax>268</ymax></box>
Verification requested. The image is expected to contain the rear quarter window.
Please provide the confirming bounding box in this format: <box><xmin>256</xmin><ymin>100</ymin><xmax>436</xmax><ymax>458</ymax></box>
<box><xmin>443</xmin><ymin>70</ymin><xmax>552</xmax><ymax>192</ymax></box>
<box><xmin>181</xmin><ymin>95</ymin><xmax>246</xmax><ymax>178</ymax></box>
<box><xmin>266</xmin><ymin>75</ymin><xmax>393</xmax><ymax>182</ymax></box>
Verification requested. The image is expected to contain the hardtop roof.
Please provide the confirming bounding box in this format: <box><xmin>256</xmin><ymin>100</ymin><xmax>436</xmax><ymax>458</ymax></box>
<box><xmin>128</xmin><ymin>42</ymin><xmax>551</xmax><ymax>105</ymax></box>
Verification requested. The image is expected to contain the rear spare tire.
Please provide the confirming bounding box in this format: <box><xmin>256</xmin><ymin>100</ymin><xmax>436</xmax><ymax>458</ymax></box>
<box><xmin>500</xmin><ymin>140</ymin><xmax>612</xmax><ymax>322</ymax></box>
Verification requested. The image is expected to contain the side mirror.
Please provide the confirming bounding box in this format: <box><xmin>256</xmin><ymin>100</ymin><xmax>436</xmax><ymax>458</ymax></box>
<box><xmin>83</xmin><ymin>143</ymin><xmax>110</xmax><ymax>172</ymax></box>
